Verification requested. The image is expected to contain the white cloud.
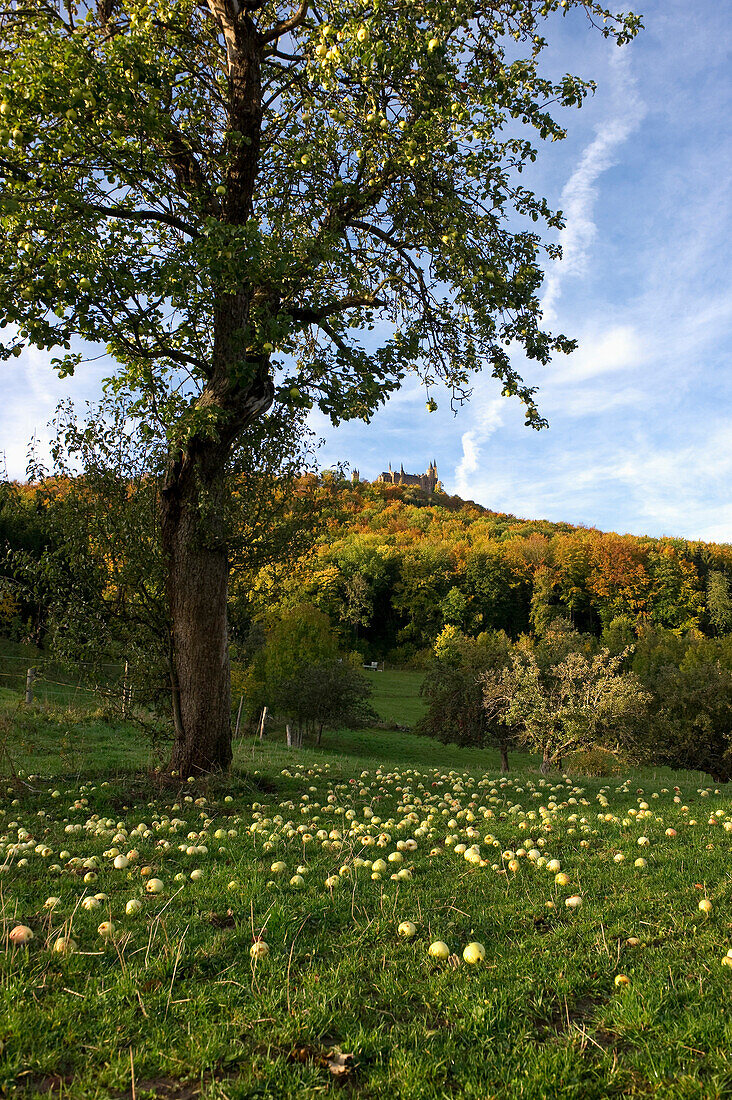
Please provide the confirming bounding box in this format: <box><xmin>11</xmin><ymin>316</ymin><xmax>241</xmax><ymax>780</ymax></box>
<box><xmin>454</xmin><ymin>397</ymin><xmax>505</xmax><ymax>494</ymax></box>
<box><xmin>548</xmin><ymin>324</ymin><xmax>646</xmax><ymax>385</ymax></box>
<box><xmin>541</xmin><ymin>51</ymin><xmax>646</xmax><ymax>325</ymax></box>
<box><xmin>2</xmin><ymin>345</ymin><xmax>111</xmax><ymax>480</ymax></box>
<box><xmin>545</xmin><ymin>384</ymin><xmax>645</xmax><ymax>419</ymax></box>
<box><xmin>451</xmin><ymin>421</ymin><xmax>732</xmax><ymax>543</ymax></box>
<box><xmin>456</xmin><ymin>431</ymin><xmax>479</xmax><ymax>477</ymax></box>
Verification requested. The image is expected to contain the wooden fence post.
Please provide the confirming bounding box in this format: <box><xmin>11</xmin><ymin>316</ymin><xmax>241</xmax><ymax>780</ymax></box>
<box><xmin>258</xmin><ymin>706</ymin><xmax>268</xmax><ymax>741</ymax></box>
<box><xmin>25</xmin><ymin>667</ymin><xmax>34</xmax><ymax>705</ymax></box>
<box><xmin>234</xmin><ymin>695</ymin><xmax>244</xmax><ymax>739</ymax></box>
<box><xmin>122</xmin><ymin>660</ymin><xmax>129</xmax><ymax>718</ymax></box>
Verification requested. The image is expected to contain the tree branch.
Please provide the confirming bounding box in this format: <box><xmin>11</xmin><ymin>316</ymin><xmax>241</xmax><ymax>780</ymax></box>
<box><xmin>348</xmin><ymin>220</ymin><xmax>427</xmax><ymax>287</ymax></box>
<box><xmin>86</xmin><ymin>202</ymin><xmax>199</xmax><ymax>237</ymax></box>
<box><xmin>260</xmin><ymin>0</ymin><xmax>309</xmax><ymax>46</ymax></box>
<box><xmin>311</xmin><ymin>318</ymin><xmax>350</xmax><ymax>356</ymax></box>
<box><xmin>290</xmin><ymin>294</ymin><xmax>386</xmax><ymax>324</ymax></box>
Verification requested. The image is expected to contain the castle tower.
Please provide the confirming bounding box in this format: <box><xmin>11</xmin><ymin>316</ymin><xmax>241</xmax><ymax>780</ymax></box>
<box><xmin>374</xmin><ymin>461</ymin><xmax>439</xmax><ymax>492</ymax></box>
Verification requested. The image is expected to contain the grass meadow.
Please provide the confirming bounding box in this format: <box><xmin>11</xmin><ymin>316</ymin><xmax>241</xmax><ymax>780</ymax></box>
<box><xmin>1</xmin><ymin>661</ymin><xmax>732</xmax><ymax>1098</ymax></box>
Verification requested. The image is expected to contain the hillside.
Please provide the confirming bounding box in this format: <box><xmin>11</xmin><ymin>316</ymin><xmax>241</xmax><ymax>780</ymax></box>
<box><xmin>3</xmin><ymin>473</ymin><xmax>732</xmax><ymax>668</ymax></box>
<box><xmin>232</xmin><ymin>475</ymin><xmax>732</xmax><ymax>662</ymax></box>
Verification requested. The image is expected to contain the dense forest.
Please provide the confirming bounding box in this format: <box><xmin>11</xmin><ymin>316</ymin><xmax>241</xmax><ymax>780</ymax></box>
<box><xmin>3</xmin><ymin>469</ymin><xmax>732</xmax><ymax>779</ymax></box>
<box><xmin>232</xmin><ymin>476</ymin><xmax>732</xmax><ymax>663</ymax></box>
<box><xmin>3</xmin><ymin>473</ymin><xmax>732</xmax><ymax>664</ymax></box>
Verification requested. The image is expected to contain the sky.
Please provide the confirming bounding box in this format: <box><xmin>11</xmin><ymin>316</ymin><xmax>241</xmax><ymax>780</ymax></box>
<box><xmin>2</xmin><ymin>0</ymin><xmax>731</xmax><ymax>543</ymax></box>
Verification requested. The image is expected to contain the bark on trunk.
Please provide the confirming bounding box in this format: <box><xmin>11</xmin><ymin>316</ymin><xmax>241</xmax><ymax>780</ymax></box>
<box><xmin>162</xmin><ymin>441</ymin><xmax>233</xmax><ymax>777</ymax></box>
<box><xmin>540</xmin><ymin>749</ymin><xmax>553</xmax><ymax>775</ymax></box>
<box><xmin>499</xmin><ymin>742</ymin><xmax>510</xmax><ymax>773</ymax></box>
<box><xmin>155</xmin><ymin>4</ymin><xmax>275</xmax><ymax>778</ymax></box>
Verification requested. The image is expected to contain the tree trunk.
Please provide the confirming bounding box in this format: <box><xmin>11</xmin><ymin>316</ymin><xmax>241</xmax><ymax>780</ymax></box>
<box><xmin>499</xmin><ymin>741</ymin><xmax>510</xmax><ymax>773</ymax></box>
<box><xmin>153</xmin><ymin>1</ymin><xmax>272</xmax><ymax>778</ymax></box>
<box><xmin>155</xmin><ymin>2</ymin><xmax>271</xmax><ymax>776</ymax></box>
<box><xmin>162</xmin><ymin>440</ymin><xmax>233</xmax><ymax>777</ymax></box>
<box><xmin>540</xmin><ymin>749</ymin><xmax>553</xmax><ymax>775</ymax></box>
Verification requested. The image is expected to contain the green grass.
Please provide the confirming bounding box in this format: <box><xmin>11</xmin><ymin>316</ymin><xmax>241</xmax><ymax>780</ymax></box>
<box><xmin>1</xmin><ymin>672</ymin><xmax>732</xmax><ymax>1097</ymax></box>
<box><xmin>368</xmin><ymin>668</ymin><xmax>427</xmax><ymax>728</ymax></box>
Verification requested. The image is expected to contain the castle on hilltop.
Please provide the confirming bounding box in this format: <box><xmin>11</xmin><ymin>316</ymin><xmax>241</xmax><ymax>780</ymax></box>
<box><xmin>351</xmin><ymin>461</ymin><xmax>441</xmax><ymax>495</ymax></box>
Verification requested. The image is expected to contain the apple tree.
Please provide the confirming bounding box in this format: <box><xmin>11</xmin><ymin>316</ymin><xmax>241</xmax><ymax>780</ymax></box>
<box><xmin>0</xmin><ymin>0</ymin><xmax>641</xmax><ymax>775</ymax></box>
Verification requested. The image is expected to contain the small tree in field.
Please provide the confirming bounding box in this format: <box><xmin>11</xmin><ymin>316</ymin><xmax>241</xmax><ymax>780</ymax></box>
<box><xmin>243</xmin><ymin>601</ymin><xmax>374</xmax><ymax>742</ymax></box>
<box><xmin>484</xmin><ymin>638</ymin><xmax>648</xmax><ymax>773</ymax></box>
<box><xmin>274</xmin><ymin>656</ymin><xmax>376</xmax><ymax>745</ymax></box>
<box><xmin>627</xmin><ymin>635</ymin><xmax>732</xmax><ymax>783</ymax></box>
<box><xmin>418</xmin><ymin>625</ymin><xmax>513</xmax><ymax>770</ymax></box>
<box><xmin>0</xmin><ymin>0</ymin><xmax>641</xmax><ymax>774</ymax></box>
<box><xmin>627</xmin><ymin>661</ymin><xmax>732</xmax><ymax>784</ymax></box>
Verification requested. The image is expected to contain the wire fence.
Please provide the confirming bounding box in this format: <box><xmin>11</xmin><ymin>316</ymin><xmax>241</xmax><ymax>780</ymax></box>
<box><xmin>0</xmin><ymin>649</ymin><xmax>126</xmax><ymax>708</ymax></box>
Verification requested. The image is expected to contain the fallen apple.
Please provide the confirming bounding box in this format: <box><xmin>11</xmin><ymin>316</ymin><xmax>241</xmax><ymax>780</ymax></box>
<box><xmin>428</xmin><ymin>940</ymin><xmax>450</xmax><ymax>960</ymax></box>
<box><xmin>463</xmin><ymin>942</ymin><xmax>486</xmax><ymax>964</ymax></box>
<box><xmin>9</xmin><ymin>925</ymin><xmax>33</xmax><ymax>946</ymax></box>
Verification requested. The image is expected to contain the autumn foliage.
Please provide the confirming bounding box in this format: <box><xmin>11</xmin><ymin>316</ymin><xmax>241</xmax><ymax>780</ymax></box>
<box><xmin>228</xmin><ymin>477</ymin><xmax>732</xmax><ymax>662</ymax></box>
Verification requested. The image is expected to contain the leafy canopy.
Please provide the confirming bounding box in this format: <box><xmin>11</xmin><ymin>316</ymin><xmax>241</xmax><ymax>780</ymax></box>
<box><xmin>418</xmin><ymin>625</ymin><xmax>512</xmax><ymax>750</ymax></box>
<box><xmin>0</xmin><ymin>0</ymin><xmax>641</xmax><ymax>440</ymax></box>
<box><xmin>483</xmin><ymin>629</ymin><xmax>649</xmax><ymax>766</ymax></box>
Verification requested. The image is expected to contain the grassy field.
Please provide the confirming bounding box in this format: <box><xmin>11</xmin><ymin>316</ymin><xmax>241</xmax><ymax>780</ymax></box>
<box><xmin>2</xmin><ymin>671</ymin><xmax>732</xmax><ymax>1098</ymax></box>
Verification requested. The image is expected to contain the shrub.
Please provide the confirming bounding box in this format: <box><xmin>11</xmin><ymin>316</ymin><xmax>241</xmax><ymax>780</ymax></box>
<box><xmin>628</xmin><ymin>660</ymin><xmax>732</xmax><ymax>783</ymax></box>
<box><xmin>418</xmin><ymin>628</ymin><xmax>513</xmax><ymax>769</ymax></box>
<box><xmin>484</xmin><ymin>629</ymin><xmax>649</xmax><ymax>773</ymax></box>
<box><xmin>564</xmin><ymin>747</ymin><xmax>625</xmax><ymax>777</ymax></box>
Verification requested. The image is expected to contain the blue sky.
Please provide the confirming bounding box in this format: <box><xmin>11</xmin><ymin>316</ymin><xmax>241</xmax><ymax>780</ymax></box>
<box><xmin>2</xmin><ymin>0</ymin><xmax>730</xmax><ymax>542</ymax></box>
<box><xmin>313</xmin><ymin>0</ymin><xmax>732</xmax><ymax>542</ymax></box>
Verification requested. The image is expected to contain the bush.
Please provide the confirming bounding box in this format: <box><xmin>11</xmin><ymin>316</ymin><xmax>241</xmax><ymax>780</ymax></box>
<box><xmin>418</xmin><ymin>628</ymin><xmax>513</xmax><ymax>769</ymax></box>
<box><xmin>564</xmin><ymin>747</ymin><xmax>625</xmax><ymax>777</ymax></box>
<box><xmin>485</xmin><ymin>628</ymin><xmax>649</xmax><ymax>774</ymax></box>
<box><xmin>241</xmin><ymin>602</ymin><xmax>376</xmax><ymax>743</ymax></box>
<box><xmin>273</xmin><ymin>656</ymin><xmax>377</xmax><ymax>744</ymax></box>
<box><xmin>628</xmin><ymin>660</ymin><xmax>732</xmax><ymax>782</ymax></box>
<box><xmin>383</xmin><ymin>644</ymin><xmax>413</xmax><ymax>668</ymax></box>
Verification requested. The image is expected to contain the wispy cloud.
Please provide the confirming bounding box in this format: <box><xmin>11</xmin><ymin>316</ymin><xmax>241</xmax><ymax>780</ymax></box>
<box><xmin>2</xmin><ymin>345</ymin><xmax>110</xmax><ymax>479</ymax></box>
<box><xmin>450</xmin><ymin>52</ymin><xmax>648</xmax><ymax>501</ymax></box>
<box><xmin>541</xmin><ymin>50</ymin><xmax>646</xmax><ymax>325</ymax></box>
<box><xmin>455</xmin><ymin>397</ymin><xmax>505</xmax><ymax>492</ymax></box>
<box><xmin>447</xmin><ymin>418</ymin><xmax>732</xmax><ymax>542</ymax></box>
<box><xmin>547</xmin><ymin>324</ymin><xmax>646</xmax><ymax>386</ymax></box>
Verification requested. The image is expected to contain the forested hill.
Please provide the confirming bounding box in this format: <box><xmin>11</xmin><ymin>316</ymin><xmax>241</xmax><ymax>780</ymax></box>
<box><xmin>233</xmin><ymin>476</ymin><xmax>732</xmax><ymax>663</ymax></box>
<box><xmin>2</xmin><ymin>474</ymin><xmax>732</xmax><ymax>665</ymax></box>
